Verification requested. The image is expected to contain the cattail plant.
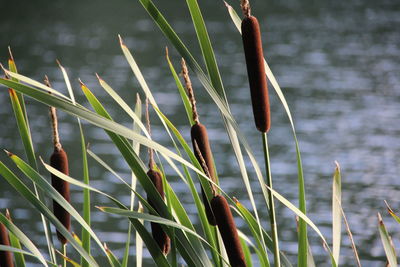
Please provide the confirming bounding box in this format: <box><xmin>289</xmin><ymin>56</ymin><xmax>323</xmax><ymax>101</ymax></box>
<box><xmin>181</xmin><ymin>58</ymin><xmax>217</xmax><ymax>226</ymax></box>
<box><xmin>240</xmin><ymin>0</ymin><xmax>280</xmax><ymax>266</ymax></box>
<box><xmin>211</xmin><ymin>195</ymin><xmax>246</xmax><ymax>267</ymax></box>
<box><xmin>145</xmin><ymin>99</ymin><xmax>170</xmax><ymax>255</ymax></box>
<box><xmin>0</xmin><ymin>220</ymin><xmax>14</xmax><ymax>267</ymax></box>
<box><xmin>241</xmin><ymin>0</ymin><xmax>270</xmax><ymax>133</ymax></box>
<box><xmin>45</xmin><ymin>76</ymin><xmax>71</xmax><ymax>245</ymax></box>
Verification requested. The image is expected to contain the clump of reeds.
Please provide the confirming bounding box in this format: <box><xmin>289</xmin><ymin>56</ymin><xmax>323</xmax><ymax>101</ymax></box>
<box><xmin>145</xmin><ymin>99</ymin><xmax>170</xmax><ymax>255</ymax></box>
<box><xmin>0</xmin><ymin>217</ymin><xmax>14</xmax><ymax>267</ymax></box>
<box><xmin>45</xmin><ymin>76</ymin><xmax>71</xmax><ymax>245</ymax></box>
<box><xmin>181</xmin><ymin>58</ymin><xmax>217</xmax><ymax>226</ymax></box>
<box><xmin>240</xmin><ymin>0</ymin><xmax>270</xmax><ymax>133</ymax></box>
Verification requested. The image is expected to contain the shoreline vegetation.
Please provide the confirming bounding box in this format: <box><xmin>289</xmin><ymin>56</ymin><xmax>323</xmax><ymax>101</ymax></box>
<box><xmin>0</xmin><ymin>0</ymin><xmax>398</xmax><ymax>266</ymax></box>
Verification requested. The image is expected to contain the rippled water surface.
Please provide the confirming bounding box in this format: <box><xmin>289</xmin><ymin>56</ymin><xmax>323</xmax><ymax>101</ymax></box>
<box><xmin>1</xmin><ymin>0</ymin><xmax>400</xmax><ymax>266</ymax></box>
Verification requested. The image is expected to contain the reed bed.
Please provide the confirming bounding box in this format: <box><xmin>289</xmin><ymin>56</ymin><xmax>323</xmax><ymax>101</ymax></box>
<box><xmin>0</xmin><ymin>0</ymin><xmax>397</xmax><ymax>266</ymax></box>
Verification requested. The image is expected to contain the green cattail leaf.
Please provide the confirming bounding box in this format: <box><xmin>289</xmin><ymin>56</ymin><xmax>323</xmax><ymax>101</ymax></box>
<box><xmin>332</xmin><ymin>162</ymin><xmax>342</xmax><ymax>264</ymax></box>
<box><xmin>224</xmin><ymin>3</ymin><xmax>310</xmax><ymax>266</ymax></box>
<box><xmin>0</xmin><ymin>162</ymin><xmax>98</xmax><ymax>267</ymax></box>
<box><xmin>378</xmin><ymin>213</ymin><xmax>397</xmax><ymax>267</ymax></box>
<box><xmin>6</xmin><ymin>153</ymin><xmax>111</xmax><ymax>266</ymax></box>
<box><xmin>105</xmin><ymin>244</ymin><xmax>122</xmax><ymax>267</ymax></box>
<box><xmin>165</xmin><ymin>50</ymin><xmax>194</xmax><ymax>126</ymax></box>
<box><xmin>385</xmin><ymin>201</ymin><xmax>400</xmax><ymax>225</ymax></box>
<box><xmin>137</xmin><ymin>0</ymin><xmax>269</xmax><ymax>254</ymax></box>
<box><xmin>0</xmin><ymin>213</ymin><xmax>47</xmax><ymax>266</ymax></box>
<box><xmin>6</xmin><ymin>210</ymin><xmax>26</xmax><ymax>267</ymax></box>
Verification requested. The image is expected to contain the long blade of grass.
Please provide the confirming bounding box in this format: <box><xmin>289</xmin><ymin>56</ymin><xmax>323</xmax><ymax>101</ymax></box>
<box><xmin>41</xmin><ymin>158</ymin><xmax>172</xmax><ymax>267</ymax></box>
<box><xmin>0</xmin><ymin>161</ymin><xmax>98</xmax><ymax>267</ymax></box>
<box><xmin>123</xmin><ymin>94</ymin><xmax>142</xmax><ymax>267</ymax></box>
<box><xmin>378</xmin><ymin>213</ymin><xmax>397</xmax><ymax>267</ymax></box>
<box><xmin>266</xmin><ymin>185</ymin><xmax>336</xmax><ymax>267</ymax></box>
<box><xmin>136</xmin><ymin>1</ymin><xmax>269</xmax><ymax>252</ymax></box>
<box><xmin>385</xmin><ymin>201</ymin><xmax>400</xmax><ymax>225</ymax></box>
<box><xmin>5</xmin><ymin>210</ymin><xmax>26</xmax><ymax>267</ymax></box>
<box><xmin>57</xmin><ymin>61</ymin><xmax>92</xmax><ymax>267</ymax></box>
<box><xmin>0</xmin><ymin>213</ymin><xmax>47</xmax><ymax>266</ymax></box>
<box><xmin>225</xmin><ymin>3</ymin><xmax>309</xmax><ymax>265</ymax></box>
<box><xmin>332</xmin><ymin>162</ymin><xmax>341</xmax><ymax>264</ymax></box>
<box><xmin>79</xmin><ymin>81</ymin><xmax>211</xmax><ymax>266</ymax></box>
<box><xmin>7</xmin><ymin>64</ymin><xmax>56</xmax><ymax>264</ymax></box>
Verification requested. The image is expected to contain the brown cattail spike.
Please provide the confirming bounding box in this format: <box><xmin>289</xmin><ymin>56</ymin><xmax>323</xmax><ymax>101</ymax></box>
<box><xmin>145</xmin><ymin>101</ymin><xmax>170</xmax><ymax>255</ymax></box>
<box><xmin>50</xmin><ymin>148</ymin><xmax>71</xmax><ymax>245</ymax></box>
<box><xmin>146</xmin><ymin>169</ymin><xmax>170</xmax><ymax>255</ymax></box>
<box><xmin>191</xmin><ymin>123</ymin><xmax>217</xmax><ymax>226</ymax></box>
<box><xmin>241</xmin><ymin>14</ymin><xmax>271</xmax><ymax>133</ymax></box>
<box><xmin>46</xmin><ymin>76</ymin><xmax>70</xmax><ymax>244</ymax></box>
<box><xmin>211</xmin><ymin>195</ymin><xmax>246</xmax><ymax>267</ymax></box>
<box><xmin>0</xmin><ymin>220</ymin><xmax>14</xmax><ymax>267</ymax></box>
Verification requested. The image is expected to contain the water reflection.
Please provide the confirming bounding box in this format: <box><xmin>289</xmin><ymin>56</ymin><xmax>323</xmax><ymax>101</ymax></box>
<box><xmin>0</xmin><ymin>0</ymin><xmax>399</xmax><ymax>265</ymax></box>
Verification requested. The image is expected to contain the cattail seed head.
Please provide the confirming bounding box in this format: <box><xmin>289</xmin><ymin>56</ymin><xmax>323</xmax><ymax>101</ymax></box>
<box><xmin>50</xmin><ymin>147</ymin><xmax>70</xmax><ymax>245</ymax></box>
<box><xmin>146</xmin><ymin>169</ymin><xmax>170</xmax><ymax>255</ymax></box>
<box><xmin>211</xmin><ymin>195</ymin><xmax>246</xmax><ymax>267</ymax></box>
<box><xmin>191</xmin><ymin>123</ymin><xmax>217</xmax><ymax>225</ymax></box>
<box><xmin>241</xmin><ymin>15</ymin><xmax>271</xmax><ymax>133</ymax></box>
<box><xmin>0</xmin><ymin>222</ymin><xmax>14</xmax><ymax>267</ymax></box>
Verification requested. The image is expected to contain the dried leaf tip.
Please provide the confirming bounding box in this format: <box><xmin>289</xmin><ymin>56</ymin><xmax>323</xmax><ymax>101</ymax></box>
<box><xmin>55</xmin><ymin>59</ymin><xmax>63</xmax><ymax>67</ymax></box>
<box><xmin>181</xmin><ymin>58</ymin><xmax>199</xmax><ymax>124</ymax></box>
<box><xmin>5</xmin><ymin>209</ymin><xmax>11</xmax><ymax>221</ymax></box>
<box><xmin>3</xmin><ymin>149</ymin><xmax>13</xmax><ymax>157</ymax></box>
<box><xmin>240</xmin><ymin>0</ymin><xmax>251</xmax><ymax>17</ymax></box>
<box><xmin>377</xmin><ymin>212</ymin><xmax>384</xmax><ymax>225</ymax></box>
<box><xmin>118</xmin><ymin>34</ymin><xmax>125</xmax><ymax>46</ymax></box>
<box><xmin>8</xmin><ymin>46</ymin><xmax>14</xmax><ymax>62</ymax></box>
<box><xmin>165</xmin><ymin>46</ymin><xmax>169</xmax><ymax>59</ymax></box>
<box><xmin>232</xmin><ymin>197</ymin><xmax>239</xmax><ymax>204</ymax></box>
<box><xmin>95</xmin><ymin>73</ymin><xmax>103</xmax><ymax>82</ymax></box>
<box><xmin>223</xmin><ymin>1</ymin><xmax>231</xmax><ymax>9</ymax></box>
<box><xmin>95</xmin><ymin>206</ymin><xmax>105</xmax><ymax>212</ymax></box>
<box><xmin>44</xmin><ymin>75</ymin><xmax>51</xmax><ymax>88</ymax></box>
<box><xmin>334</xmin><ymin>160</ymin><xmax>340</xmax><ymax>171</ymax></box>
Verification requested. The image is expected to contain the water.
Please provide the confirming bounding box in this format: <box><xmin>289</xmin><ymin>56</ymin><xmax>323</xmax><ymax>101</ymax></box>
<box><xmin>1</xmin><ymin>0</ymin><xmax>400</xmax><ymax>265</ymax></box>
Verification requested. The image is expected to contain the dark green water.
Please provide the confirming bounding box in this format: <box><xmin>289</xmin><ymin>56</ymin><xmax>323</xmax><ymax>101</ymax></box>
<box><xmin>1</xmin><ymin>0</ymin><xmax>399</xmax><ymax>266</ymax></box>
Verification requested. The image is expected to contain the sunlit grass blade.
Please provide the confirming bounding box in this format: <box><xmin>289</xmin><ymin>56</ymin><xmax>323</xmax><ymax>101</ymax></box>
<box><xmin>332</xmin><ymin>162</ymin><xmax>341</xmax><ymax>264</ymax></box>
<box><xmin>266</xmin><ymin>185</ymin><xmax>336</xmax><ymax>266</ymax></box>
<box><xmin>105</xmin><ymin>244</ymin><xmax>122</xmax><ymax>267</ymax></box>
<box><xmin>224</xmin><ymin>3</ymin><xmax>309</xmax><ymax>265</ymax></box>
<box><xmin>79</xmin><ymin>82</ymin><xmax>212</xmax><ymax>266</ymax></box>
<box><xmin>385</xmin><ymin>201</ymin><xmax>400</xmax><ymax>225</ymax></box>
<box><xmin>57</xmin><ymin>60</ymin><xmax>92</xmax><ymax>267</ymax></box>
<box><xmin>41</xmin><ymin>158</ymin><xmax>172</xmax><ymax>267</ymax></box>
<box><xmin>96</xmin><ymin>74</ymin><xmax>149</xmax><ymax>137</ymax></box>
<box><xmin>240</xmin><ymin>236</ymin><xmax>253</xmax><ymax>267</ymax></box>
<box><xmin>6</xmin><ymin>209</ymin><xmax>26</xmax><ymax>267</ymax></box>
<box><xmin>7</xmin><ymin>65</ymin><xmax>56</xmax><ymax>264</ymax></box>
<box><xmin>136</xmin><ymin>203</ymin><xmax>144</xmax><ymax>267</ymax></box>
<box><xmin>378</xmin><ymin>213</ymin><xmax>397</xmax><ymax>267</ymax></box>
<box><xmin>137</xmin><ymin>1</ymin><xmax>268</xmax><ymax>252</ymax></box>
<box><xmin>338</xmin><ymin>199</ymin><xmax>361</xmax><ymax>267</ymax></box>
<box><xmin>165</xmin><ymin>48</ymin><xmax>194</xmax><ymax>126</ymax></box>
<box><xmin>0</xmin><ymin>162</ymin><xmax>98</xmax><ymax>266</ymax></box>
<box><xmin>123</xmin><ymin>94</ymin><xmax>142</xmax><ymax>267</ymax></box>
<box><xmin>0</xmin><ymin>212</ymin><xmax>46</xmax><ymax>266</ymax></box>
<box><xmin>6</xmin><ymin>153</ymin><xmax>114</xmax><ymax>266</ymax></box>
<box><xmin>0</xmin><ymin>245</ymin><xmax>60</xmax><ymax>267</ymax></box>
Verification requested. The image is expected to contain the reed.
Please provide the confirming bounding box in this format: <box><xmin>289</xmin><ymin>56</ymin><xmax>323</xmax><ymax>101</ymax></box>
<box><xmin>146</xmin><ymin>99</ymin><xmax>170</xmax><ymax>255</ymax></box>
<box><xmin>241</xmin><ymin>0</ymin><xmax>270</xmax><ymax>133</ymax></box>
<box><xmin>241</xmin><ymin>0</ymin><xmax>280</xmax><ymax>265</ymax></box>
<box><xmin>45</xmin><ymin>77</ymin><xmax>71</xmax><ymax>245</ymax></box>
<box><xmin>211</xmin><ymin>195</ymin><xmax>246</xmax><ymax>267</ymax></box>
<box><xmin>0</xmin><ymin>221</ymin><xmax>14</xmax><ymax>267</ymax></box>
<box><xmin>182</xmin><ymin>58</ymin><xmax>217</xmax><ymax>226</ymax></box>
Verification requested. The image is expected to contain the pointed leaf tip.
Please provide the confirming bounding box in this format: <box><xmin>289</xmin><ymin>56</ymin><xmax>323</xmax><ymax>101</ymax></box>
<box><xmin>3</xmin><ymin>149</ymin><xmax>13</xmax><ymax>157</ymax></box>
<box><xmin>8</xmin><ymin>46</ymin><xmax>14</xmax><ymax>62</ymax></box>
<box><xmin>118</xmin><ymin>34</ymin><xmax>125</xmax><ymax>46</ymax></box>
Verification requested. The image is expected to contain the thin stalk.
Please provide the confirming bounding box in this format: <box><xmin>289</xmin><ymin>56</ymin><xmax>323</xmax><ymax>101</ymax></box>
<box><xmin>63</xmin><ymin>243</ymin><xmax>67</xmax><ymax>267</ymax></box>
<box><xmin>262</xmin><ymin>133</ymin><xmax>280</xmax><ymax>267</ymax></box>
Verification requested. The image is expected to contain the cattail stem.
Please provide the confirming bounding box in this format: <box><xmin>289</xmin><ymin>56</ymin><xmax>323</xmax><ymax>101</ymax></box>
<box><xmin>193</xmin><ymin>140</ymin><xmax>216</xmax><ymax>197</ymax></box>
<box><xmin>145</xmin><ymin>98</ymin><xmax>155</xmax><ymax>169</ymax></box>
<box><xmin>211</xmin><ymin>195</ymin><xmax>246</xmax><ymax>267</ymax></box>
<box><xmin>181</xmin><ymin>58</ymin><xmax>199</xmax><ymax>125</ymax></box>
<box><xmin>62</xmin><ymin>243</ymin><xmax>67</xmax><ymax>267</ymax></box>
<box><xmin>240</xmin><ymin>0</ymin><xmax>251</xmax><ymax>18</ymax></box>
<box><xmin>0</xmin><ymin>221</ymin><xmax>14</xmax><ymax>267</ymax></box>
<box><xmin>44</xmin><ymin>76</ymin><xmax>62</xmax><ymax>151</ymax></box>
<box><xmin>262</xmin><ymin>133</ymin><xmax>280</xmax><ymax>267</ymax></box>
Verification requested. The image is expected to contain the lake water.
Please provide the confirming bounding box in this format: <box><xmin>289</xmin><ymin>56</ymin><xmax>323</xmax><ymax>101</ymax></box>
<box><xmin>1</xmin><ymin>0</ymin><xmax>399</xmax><ymax>266</ymax></box>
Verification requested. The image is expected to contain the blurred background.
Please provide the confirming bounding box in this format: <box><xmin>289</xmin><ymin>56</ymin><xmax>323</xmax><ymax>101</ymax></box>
<box><xmin>0</xmin><ymin>0</ymin><xmax>399</xmax><ymax>265</ymax></box>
